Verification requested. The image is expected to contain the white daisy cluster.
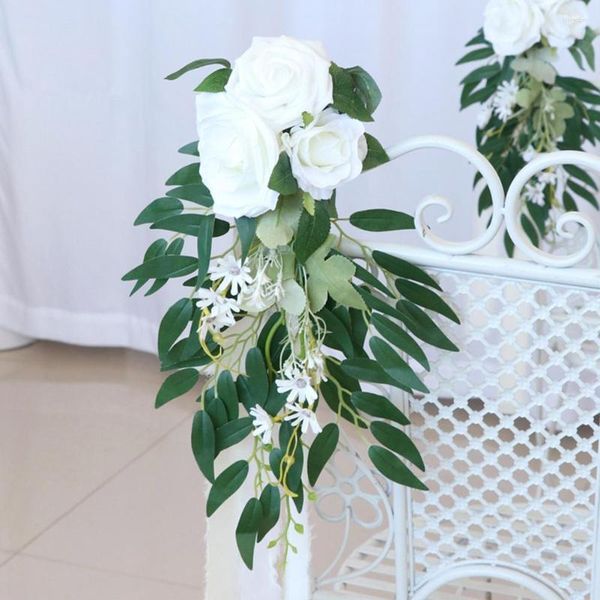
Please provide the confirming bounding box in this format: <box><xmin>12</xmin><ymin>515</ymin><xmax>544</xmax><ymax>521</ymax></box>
<box><xmin>478</xmin><ymin>79</ymin><xmax>520</xmax><ymax>128</ymax></box>
<box><xmin>194</xmin><ymin>250</ymin><xmax>285</xmax><ymax>341</ymax></box>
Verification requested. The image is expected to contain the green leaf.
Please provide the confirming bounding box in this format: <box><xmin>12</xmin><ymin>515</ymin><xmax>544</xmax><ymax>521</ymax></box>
<box><xmin>268</xmin><ymin>152</ymin><xmax>299</xmax><ymax>195</ymax></box>
<box><xmin>178</xmin><ymin>141</ymin><xmax>199</xmax><ymax>156</ymax></box>
<box><xmin>372</xmin><ymin>251</ymin><xmax>441</xmax><ymax>290</ymax></box>
<box><xmin>567</xmin><ymin>179</ymin><xmax>599</xmax><ymax>208</ymax></box>
<box><xmin>320</xmin><ymin>308</ymin><xmax>355</xmax><ymax>358</ymax></box>
<box><xmin>564</xmin><ymin>164</ymin><xmax>598</xmax><ymax>190</ymax></box>
<box><xmin>308</xmin><ymin>423</ymin><xmax>339</xmax><ymax>486</ymax></box>
<box><xmin>368</xmin><ymin>446</ymin><xmax>427</xmax><ymax>490</ymax></box>
<box><xmin>257</xmin><ymin>485</ymin><xmax>281</xmax><ymax>542</ymax></box>
<box><xmin>191</xmin><ymin>411</ymin><xmax>215</xmax><ymax>482</ymax></box>
<box><xmin>330</xmin><ymin>63</ymin><xmax>381</xmax><ymax>121</ymax></box>
<box><xmin>155</xmin><ymin>368</ymin><xmax>199</xmax><ymax>408</ymax></box>
<box><xmin>165</xmin><ymin>57</ymin><xmax>231</xmax><ymax>80</ymax></box>
<box><xmin>134</xmin><ymin>197</ymin><xmax>183</xmax><ymax>226</ymax></box>
<box><xmin>158</xmin><ymin>298</ymin><xmax>194</xmax><ymax>357</ymax></box>
<box><xmin>197</xmin><ymin>214</ymin><xmax>215</xmax><ymax>286</ymax></box>
<box><xmin>394</xmin><ymin>279</ymin><xmax>459</xmax><ymax>324</ymax></box>
<box><xmin>465</xmin><ymin>30</ymin><xmax>486</xmax><ymax>46</ymax></box>
<box><xmin>217</xmin><ymin>371</ymin><xmax>239</xmax><ymax>421</ymax></box>
<box><xmin>295</xmin><ymin>203</ymin><xmax>331</xmax><ymax>264</ymax></box>
<box><xmin>370</xmin><ymin>422</ymin><xmax>424</xmax><ymax>470</ymax></box>
<box><xmin>151</xmin><ymin>214</ymin><xmax>228</xmax><ymax>237</ymax></box>
<box><xmin>236</xmin><ymin>217</ymin><xmax>257</xmax><ymax>262</ymax></box>
<box><xmin>166</xmin><ymin>184</ymin><xmax>213</xmax><ymax>206</ymax></box>
<box><xmin>371</xmin><ymin>313</ymin><xmax>430</xmax><ymax>371</ymax></box>
<box><xmin>236</xmin><ymin>498</ymin><xmax>262</xmax><ymax>569</ymax></box>
<box><xmin>350</xmin><ymin>209</ymin><xmax>414</xmax><ymax>232</ymax></box>
<box><xmin>165</xmin><ymin>163</ymin><xmax>202</xmax><ymax>186</ymax></box>
<box><xmin>122</xmin><ymin>255</ymin><xmax>198</xmax><ymax>282</ymax></box>
<box><xmin>362</xmin><ymin>134</ymin><xmax>390</xmax><ymax>171</ymax></box>
<box><xmin>351</xmin><ymin>391</ymin><xmax>410</xmax><ymax>426</ymax></box>
<box><xmin>396</xmin><ymin>300</ymin><xmax>459</xmax><ymax>352</ymax></box>
<box><xmin>194</xmin><ymin>68</ymin><xmax>232</xmax><ymax>92</ymax></box>
<box><xmin>204</xmin><ymin>391</ymin><xmax>228</xmax><ymax>428</ymax></box>
<box><xmin>456</xmin><ymin>46</ymin><xmax>495</xmax><ymax>65</ymax></box>
<box><xmin>341</xmin><ymin>358</ymin><xmax>400</xmax><ymax>387</ymax></box>
<box><xmin>307</xmin><ymin>254</ymin><xmax>366</xmax><ymax>312</ymax></box>
<box><xmin>369</xmin><ymin>337</ymin><xmax>428</xmax><ymax>393</ymax></box>
<box><xmin>246</xmin><ymin>348</ymin><xmax>269</xmax><ymax>405</ymax></box>
<box><xmin>460</xmin><ymin>63</ymin><xmax>501</xmax><ymax>85</ymax></box>
<box><xmin>280</xmin><ymin>279</ymin><xmax>306</xmax><ymax>316</ymax></box>
<box><xmin>206</xmin><ymin>460</ymin><xmax>248</xmax><ymax>517</ymax></box>
<box><xmin>215</xmin><ymin>417</ymin><xmax>253</xmax><ymax>452</ymax></box>
<box><xmin>351</xmin><ymin>260</ymin><xmax>394</xmax><ymax>297</ymax></box>
<box><xmin>129</xmin><ymin>239</ymin><xmax>168</xmax><ymax>296</ymax></box>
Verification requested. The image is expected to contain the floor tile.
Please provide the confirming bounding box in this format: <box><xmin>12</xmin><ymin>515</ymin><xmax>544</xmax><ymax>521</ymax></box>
<box><xmin>0</xmin><ymin>555</ymin><xmax>202</xmax><ymax>600</ymax></box>
<box><xmin>25</xmin><ymin>418</ymin><xmax>206</xmax><ymax>588</ymax></box>
<box><xmin>0</xmin><ymin>342</ymin><xmax>197</xmax><ymax>550</ymax></box>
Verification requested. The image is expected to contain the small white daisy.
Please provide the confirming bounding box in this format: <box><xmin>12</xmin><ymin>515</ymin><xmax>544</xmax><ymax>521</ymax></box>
<box><xmin>284</xmin><ymin>402</ymin><xmax>322</xmax><ymax>435</ymax></box>
<box><xmin>524</xmin><ymin>181</ymin><xmax>546</xmax><ymax>207</ymax></box>
<box><xmin>249</xmin><ymin>404</ymin><xmax>273</xmax><ymax>445</ymax></box>
<box><xmin>209</xmin><ymin>255</ymin><xmax>253</xmax><ymax>296</ymax></box>
<box><xmin>305</xmin><ymin>347</ymin><xmax>327</xmax><ymax>383</ymax></box>
<box><xmin>492</xmin><ymin>80</ymin><xmax>519</xmax><ymax>122</ymax></box>
<box><xmin>276</xmin><ymin>367</ymin><xmax>318</xmax><ymax>406</ymax></box>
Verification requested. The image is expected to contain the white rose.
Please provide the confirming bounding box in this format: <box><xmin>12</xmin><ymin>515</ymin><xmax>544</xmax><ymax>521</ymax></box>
<box><xmin>282</xmin><ymin>109</ymin><xmax>367</xmax><ymax>200</ymax></box>
<box><xmin>483</xmin><ymin>0</ymin><xmax>544</xmax><ymax>56</ymax></box>
<box><xmin>195</xmin><ymin>92</ymin><xmax>279</xmax><ymax>219</ymax></box>
<box><xmin>225</xmin><ymin>35</ymin><xmax>333</xmax><ymax>132</ymax></box>
<box><xmin>539</xmin><ymin>0</ymin><xmax>588</xmax><ymax>48</ymax></box>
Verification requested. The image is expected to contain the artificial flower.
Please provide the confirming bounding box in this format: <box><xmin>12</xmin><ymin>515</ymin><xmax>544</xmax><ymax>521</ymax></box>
<box><xmin>276</xmin><ymin>367</ymin><xmax>319</xmax><ymax>406</ymax></box>
<box><xmin>209</xmin><ymin>255</ymin><xmax>253</xmax><ymax>296</ymax></box>
<box><xmin>492</xmin><ymin>80</ymin><xmax>520</xmax><ymax>121</ymax></box>
<box><xmin>196</xmin><ymin>92</ymin><xmax>279</xmax><ymax>219</ymax></box>
<box><xmin>483</xmin><ymin>0</ymin><xmax>544</xmax><ymax>56</ymax></box>
<box><xmin>195</xmin><ymin>288</ymin><xmax>240</xmax><ymax>324</ymax></box>
<box><xmin>284</xmin><ymin>403</ymin><xmax>322</xmax><ymax>435</ymax></box>
<box><xmin>282</xmin><ymin>108</ymin><xmax>367</xmax><ymax>200</ymax></box>
<box><xmin>225</xmin><ymin>35</ymin><xmax>333</xmax><ymax>131</ymax></box>
<box><xmin>539</xmin><ymin>0</ymin><xmax>588</xmax><ymax>48</ymax></box>
<box><xmin>249</xmin><ymin>404</ymin><xmax>273</xmax><ymax>444</ymax></box>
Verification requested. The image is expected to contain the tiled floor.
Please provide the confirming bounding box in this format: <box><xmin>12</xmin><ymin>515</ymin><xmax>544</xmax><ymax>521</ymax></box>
<box><xmin>0</xmin><ymin>342</ymin><xmax>205</xmax><ymax>599</ymax></box>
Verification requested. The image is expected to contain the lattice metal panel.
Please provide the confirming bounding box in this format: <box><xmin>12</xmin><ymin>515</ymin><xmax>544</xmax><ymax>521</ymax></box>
<box><xmin>409</xmin><ymin>269</ymin><xmax>600</xmax><ymax>598</ymax></box>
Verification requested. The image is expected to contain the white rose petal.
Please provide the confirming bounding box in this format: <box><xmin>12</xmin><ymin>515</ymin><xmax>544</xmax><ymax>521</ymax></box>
<box><xmin>282</xmin><ymin>108</ymin><xmax>367</xmax><ymax>200</ymax></box>
<box><xmin>225</xmin><ymin>35</ymin><xmax>333</xmax><ymax>131</ymax></box>
<box><xmin>195</xmin><ymin>92</ymin><xmax>279</xmax><ymax>219</ymax></box>
<box><xmin>484</xmin><ymin>0</ymin><xmax>544</xmax><ymax>56</ymax></box>
<box><xmin>539</xmin><ymin>0</ymin><xmax>588</xmax><ymax>48</ymax></box>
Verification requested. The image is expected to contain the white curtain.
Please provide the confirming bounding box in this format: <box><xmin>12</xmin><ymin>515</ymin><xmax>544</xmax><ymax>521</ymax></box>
<box><xmin>1</xmin><ymin>0</ymin><xmax>598</xmax><ymax>353</ymax></box>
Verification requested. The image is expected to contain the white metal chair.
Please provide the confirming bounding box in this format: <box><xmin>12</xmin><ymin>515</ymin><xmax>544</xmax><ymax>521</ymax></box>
<box><xmin>310</xmin><ymin>137</ymin><xmax>600</xmax><ymax>600</ymax></box>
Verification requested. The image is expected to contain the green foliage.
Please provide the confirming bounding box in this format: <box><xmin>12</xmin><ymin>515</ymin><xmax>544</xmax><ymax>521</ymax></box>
<box><xmin>350</xmin><ymin>209</ymin><xmax>414</xmax><ymax>231</ymax></box>
<box><xmin>165</xmin><ymin>58</ymin><xmax>231</xmax><ymax>81</ymax></box>
<box><xmin>207</xmin><ymin>460</ymin><xmax>248</xmax><ymax>516</ymax></box>
<box><xmin>191</xmin><ymin>411</ymin><xmax>215</xmax><ymax>482</ymax></box>
<box><xmin>155</xmin><ymin>368</ymin><xmax>199</xmax><ymax>408</ymax></box>
<box><xmin>194</xmin><ymin>68</ymin><xmax>232</xmax><ymax>92</ymax></box>
<box><xmin>330</xmin><ymin>63</ymin><xmax>381</xmax><ymax>121</ymax></box>
<box><xmin>362</xmin><ymin>134</ymin><xmax>390</xmax><ymax>171</ymax></box>
<box><xmin>307</xmin><ymin>423</ymin><xmax>339</xmax><ymax>486</ymax></box>
<box><xmin>294</xmin><ymin>203</ymin><xmax>331</xmax><ymax>264</ymax></box>
<box><xmin>368</xmin><ymin>446</ymin><xmax>427</xmax><ymax>490</ymax></box>
<box><xmin>458</xmin><ymin>27</ymin><xmax>600</xmax><ymax>251</ymax></box>
<box><xmin>268</xmin><ymin>153</ymin><xmax>299</xmax><ymax>195</ymax></box>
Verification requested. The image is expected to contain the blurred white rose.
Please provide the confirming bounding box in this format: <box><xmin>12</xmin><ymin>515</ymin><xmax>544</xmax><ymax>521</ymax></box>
<box><xmin>196</xmin><ymin>92</ymin><xmax>279</xmax><ymax>219</ymax></box>
<box><xmin>282</xmin><ymin>109</ymin><xmax>367</xmax><ymax>200</ymax></box>
<box><xmin>225</xmin><ymin>36</ymin><xmax>333</xmax><ymax>132</ymax></box>
<box><xmin>539</xmin><ymin>0</ymin><xmax>588</xmax><ymax>48</ymax></box>
<box><xmin>484</xmin><ymin>0</ymin><xmax>544</xmax><ymax>56</ymax></box>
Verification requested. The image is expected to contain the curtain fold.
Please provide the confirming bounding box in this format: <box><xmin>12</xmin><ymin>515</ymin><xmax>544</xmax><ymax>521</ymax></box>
<box><xmin>1</xmin><ymin>0</ymin><xmax>597</xmax><ymax>352</ymax></box>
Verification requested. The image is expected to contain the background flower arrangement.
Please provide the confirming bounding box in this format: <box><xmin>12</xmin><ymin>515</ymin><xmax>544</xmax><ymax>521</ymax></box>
<box><xmin>124</xmin><ymin>36</ymin><xmax>458</xmax><ymax>569</ymax></box>
<box><xmin>458</xmin><ymin>0</ymin><xmax>599</xmax><ymax>255</ymax></box>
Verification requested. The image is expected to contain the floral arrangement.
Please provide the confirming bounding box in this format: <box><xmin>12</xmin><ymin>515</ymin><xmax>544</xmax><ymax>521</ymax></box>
<box><xmin>458</xmin><ymin>0</ymin><xmax>599</xmax><ymax>254</ymax></box>
<box><xmin>124</xmin><ymin>36</ymin><xmax>458</xmax><ymax>569</ymax></box>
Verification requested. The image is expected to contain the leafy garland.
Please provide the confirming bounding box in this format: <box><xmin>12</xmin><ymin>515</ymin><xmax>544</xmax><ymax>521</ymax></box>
<box><xmin>458</xmin><ymin>0</ymin><xmax>599</xmax><ymax>255</ymax></box>
<box><xmin>124</xmin><ymin>36</ymin><xmax>458</xmax><ymax>569</ymax></box>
